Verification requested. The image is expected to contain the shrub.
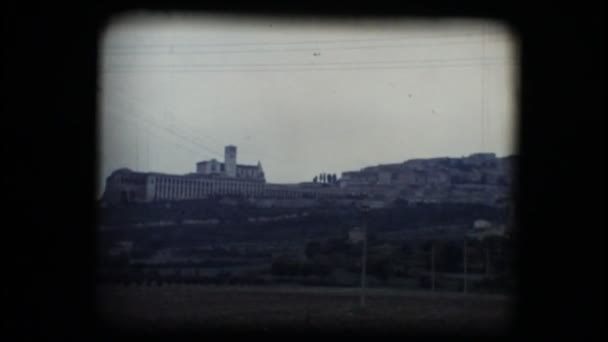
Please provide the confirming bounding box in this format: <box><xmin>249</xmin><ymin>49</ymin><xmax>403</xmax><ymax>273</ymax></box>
<box><xmin>418</xmin><ymin>276</ymin><xmax>430</xmax><ymax>289</ymax></box>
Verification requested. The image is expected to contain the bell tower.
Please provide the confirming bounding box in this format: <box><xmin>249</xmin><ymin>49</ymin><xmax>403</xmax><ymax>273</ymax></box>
<box><xmin>224</xmin><ymin>145</ymin><xmax>237</xmax><ymax>177</ymax></box>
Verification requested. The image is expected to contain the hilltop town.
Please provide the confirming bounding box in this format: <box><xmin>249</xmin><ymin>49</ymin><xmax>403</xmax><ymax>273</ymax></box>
<box><xmin>101</xmin><ymin>145</ymin><xmax>516</xmax><ymax>209</ymax></box>
<box><xmin>337</xmin><ymin>152</ymin><xmax>515</xmax><ymax>207</ymax></box>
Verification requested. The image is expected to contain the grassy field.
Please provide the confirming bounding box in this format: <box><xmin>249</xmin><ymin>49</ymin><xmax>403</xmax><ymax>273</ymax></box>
<box><xmin>97</xmin><ymin>284</ymin><xmax>513</xmax><ymax>336</ymax></box>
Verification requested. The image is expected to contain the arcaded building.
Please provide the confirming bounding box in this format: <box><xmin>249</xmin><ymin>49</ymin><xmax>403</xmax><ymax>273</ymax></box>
<box><xmin>101</xmin><ymin>145</ymin><xmax>344</xmax><ymax>204</ymax></box>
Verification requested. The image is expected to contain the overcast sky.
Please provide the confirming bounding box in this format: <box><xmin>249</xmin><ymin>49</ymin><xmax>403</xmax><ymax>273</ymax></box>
<box><xmin>98</xmin><ymin>12</ymin><xmax>518</xmax><ymax>195</ymax></box>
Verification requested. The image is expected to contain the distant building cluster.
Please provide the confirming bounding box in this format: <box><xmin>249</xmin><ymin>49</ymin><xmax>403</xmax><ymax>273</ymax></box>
<box><xmin>339</xmin><ymin>153</ymin><xmax>516</xmax><ymax>206</ymax></box>
<box><xmin>102</xmin><ymin>146</ymin><xmax>515</xmax><ymax>207</ymax></box>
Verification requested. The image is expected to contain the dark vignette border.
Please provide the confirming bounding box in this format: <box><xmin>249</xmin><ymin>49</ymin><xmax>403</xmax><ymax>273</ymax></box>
<box><xmin>3</xmin><ymin>1</ymin><xmax>604</xmax><ymax>341</ymax></box>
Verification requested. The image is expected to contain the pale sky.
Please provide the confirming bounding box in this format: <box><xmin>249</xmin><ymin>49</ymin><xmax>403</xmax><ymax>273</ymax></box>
<box><xmin>98</xmin><ymin>12</ymin><xmax>518</xmax><ymax>196</ymax></box>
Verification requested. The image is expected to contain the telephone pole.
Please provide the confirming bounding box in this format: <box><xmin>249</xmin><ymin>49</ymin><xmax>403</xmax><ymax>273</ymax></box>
<box><xmin>463</xmin><ymin>238</ymin><xmax>468</xmax><ymax>294</ymax></box>
<box><xmin>360</xmin><ymin>225</ymin><xmax>367</xmax><ymax>307</ymax></box>
<box><xmin>359</xmin><ymin>204</ymin><xmax>370</xmax><ymax>308</ymax></box>
<box><xmin>485</xmin><ymin>242</ymin><xmax>491</xmax><ymax>278</ymax></box>
<box><xmin>431</xmin><ymin>241</ymin><xmax>436</xmax><ymax>292</ymax></box>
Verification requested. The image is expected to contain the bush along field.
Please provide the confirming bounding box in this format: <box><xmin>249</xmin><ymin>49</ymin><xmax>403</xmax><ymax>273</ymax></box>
<box><xmin>98</xmin><ymin>201</ymin><xmax>515</xmax><ymax>295</ymax></box>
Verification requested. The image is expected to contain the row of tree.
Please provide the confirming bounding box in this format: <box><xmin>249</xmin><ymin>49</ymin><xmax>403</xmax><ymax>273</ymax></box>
<box><xmin>297</xmin><ymin>236</ymin><xmax>514</xmax><ymax>283</ymax></box>
<box><xmin>98</xmin><ymin>271</ymin><xmax>269</xmax><ymax>286</ymax></box>
<box><xmin>313</xmin><ymin>173</ymin><xmax>339</xmax><ymax>184</ymax></box>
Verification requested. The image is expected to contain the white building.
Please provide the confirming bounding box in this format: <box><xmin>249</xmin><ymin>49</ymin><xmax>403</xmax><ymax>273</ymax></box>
<box><xmin>102</xmin><ymin>145</ymin><xmax>347</xmax><ymax>204</ymax></box>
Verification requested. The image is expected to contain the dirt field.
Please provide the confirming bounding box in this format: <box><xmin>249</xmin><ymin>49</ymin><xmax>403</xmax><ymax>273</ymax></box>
<box><xmin>97</xmin><ymin>284</ymin><xmax>513</xmax><ymax>336</ymax></box>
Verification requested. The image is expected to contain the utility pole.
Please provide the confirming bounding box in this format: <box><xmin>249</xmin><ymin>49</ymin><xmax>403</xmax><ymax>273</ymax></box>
<box><xmin>463</xmin><ymin>238</ymin><xmax>468</xmax><ymax>294</ymax></box>
<box><xmin>485</xmin><ymin>241</ymin><xmax>491</xmax><ymax>278</ymax></box>
<box><xmin>359</xmin><ymin>204</ymin><xmax>370</xmax><ymax>308</ymax></box>
<box><xmin>360</xmin><ymin>226</ymin><xmax>367</xmax><ymax>307</ymax></box>
<box><xmin>431</xmin><ymin>241</ymin><xmax>435</xmax><ymax>292</ymax></box>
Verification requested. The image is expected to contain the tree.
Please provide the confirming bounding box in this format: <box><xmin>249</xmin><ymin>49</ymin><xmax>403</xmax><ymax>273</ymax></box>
<box><xmin>368</xmin><ymin>255</ymin><xmax>392</xmax><ymax>284</ymax></box>
<box><xmin>401</xmin><ymin>241</ymin><xmax>413</xmax><ymax>257</ymax></box>
<box><xmin>305</xmin><ymin>240</ymin><xmax>322</xmax><ymax>260</ymax></box>
<box><xmin>271</xmin><ymin>255</ymin><xmax>300</xmax><ymax>276</ymax></box>
<box><xmin>438</xmin><ymin>241</ymin><xmax>463</xmax><ymax>272</ymax></box>
<box><xmin>325</xmin><ymin>237</ymin><xmax>349</xmax><ymax>254</ymax></box>
<box><xmin>313</xmin><ymin>176</ymin><xmax>318</xmax><ymax>183</ymax></box>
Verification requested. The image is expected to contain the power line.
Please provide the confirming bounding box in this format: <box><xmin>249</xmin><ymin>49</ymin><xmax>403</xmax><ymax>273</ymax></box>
<box><xmin>135</xmin><ymin>76</ymin><xmax>307</xmax><ymax>165</ymax></box>
<box><xmin>108</xmin><ymin>82</ymin><xmax>228</xmax><ymax>153</ymax></box>
<box><xmin>106</xmin><ymin>81</ymin><xmax>226</xmax><ymax>150</ymax></box>
<box><xmin>103</xmin><ymin>87</ymin><xmax>225</xmax><ymax>159</ymax></box>
<box><xmin>104</xmin><ymin>103</ymin><xmax>294</xmax><ymax>175</ymax></box>
<box><xmin>103</xmin><ymin>99</ymin><xmax>222</xmax><ymax>160</ymax></box>
<box><xmin>102</xmin><ymin>59</ymin><xmax>509</xmax><ymax>74</ymax></box>
<box><xmin>104</xmin><ymin>105</ymin><xmax>206</xmax><ymax>156</ymax></box>
<box><xmin>104</xmin><ymin>81</ymin><xmax>304</xmax><ymax>166</ymax></box>
<box><xmin>103</xmin><ymin>55</ymin><xmax>508</xmax><ymax>70</ymax></box>
<box><xmin>102</xmin><ymin>109</ymin><xmax>208</xmax><ymax>175</ymax></box>
<box><xmin>104</xmin><ymin>32</ymin><xmax>502</xmax><ymax>50</ymax></box>
<box><xmin>104</xmin><ymin>37</ymin><xmax>509</xmax><ymax>56</ymax></box>
<box><xmin>106</xmin><ymin>79</ymin><xmax>294</xmax><ymax>165</ymax></box>
<box><xmin>103</xmin><ymin>110</ymin><xmax>210</xmax><ymax>170</ymax></box>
